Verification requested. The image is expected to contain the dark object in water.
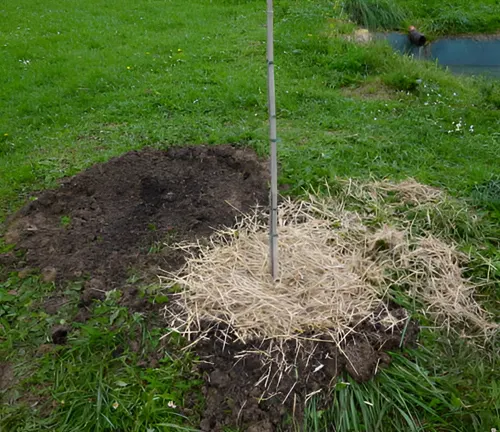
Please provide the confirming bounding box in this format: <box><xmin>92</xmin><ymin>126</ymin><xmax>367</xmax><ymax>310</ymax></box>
<box><xmin>408</xmin><ymin>26</ymin><xmax>426</xmax><ymax>46</ymax></box>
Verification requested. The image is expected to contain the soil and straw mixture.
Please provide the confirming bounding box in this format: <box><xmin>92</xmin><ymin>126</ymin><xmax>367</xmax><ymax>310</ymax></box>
<box><xmin>165</xmin><ymin>182</ymin><xmax>496</xmax><ymax>431</ymax></box>
<box><xmin>190</xmin><ymin>306</ymin><xmax>418</xmax><ymax>432</ymax></box>
<box><xmin>2</xmin><ymin>146</ymin><xmax>495</xmax><ymax>431</ymax></box>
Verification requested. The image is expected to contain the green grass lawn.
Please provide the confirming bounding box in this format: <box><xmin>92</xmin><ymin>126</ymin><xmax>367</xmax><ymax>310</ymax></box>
<box><xmin>402</xmin><ymin>0</ymin><xmax>500</xmax><ymax>34</ymax></box>
<box><xmin>340</xmin><ymin>0</ymin><xmax>500</xmax><ymax>34</ymax></box>
<box><xmin>2</xmin><ymin>0</ymin><xmax>500</xmax><ymax>221</ymax></box>
<box><xmin>399</xmin><ymin>0</ymin><xmax>500</xmax><ymax>34</ymax></box>
<box><xmin>1</xmin><ymin>0</ymin><xmax>500</xmax><ymax>431</ymax></box>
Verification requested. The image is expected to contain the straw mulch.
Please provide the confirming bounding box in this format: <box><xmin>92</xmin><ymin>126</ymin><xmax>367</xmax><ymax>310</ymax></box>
<box><xmin>162</xmin><ymin>179</ymin><xmax>496</xmax><ymax>345</ymax></box>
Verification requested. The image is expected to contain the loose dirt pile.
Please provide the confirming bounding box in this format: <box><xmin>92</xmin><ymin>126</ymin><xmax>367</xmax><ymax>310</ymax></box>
<box><xmin>4</xmin><ymin>145</ymin><xmax>269</xmax><ymax>290</ymax></box>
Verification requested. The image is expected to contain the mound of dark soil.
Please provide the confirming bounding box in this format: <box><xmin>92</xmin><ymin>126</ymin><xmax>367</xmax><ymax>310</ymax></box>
<box><xmin>4</xmin><ymin>145</ymin><xmax>269</xmax><ymax>288</ymax></box>
<box><xmin>194</xmin><ymin>305</ymin><xmax>418</xmax><ymax>431</ymax></box>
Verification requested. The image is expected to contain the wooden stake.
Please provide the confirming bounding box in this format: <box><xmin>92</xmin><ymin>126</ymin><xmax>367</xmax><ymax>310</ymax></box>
<box><xmin>266</xmin><ymin>0</ymin><xmax>278</xmax><ymax>279</ymax></box>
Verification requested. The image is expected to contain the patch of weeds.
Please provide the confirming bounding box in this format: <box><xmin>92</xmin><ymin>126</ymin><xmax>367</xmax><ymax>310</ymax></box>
<box><xmin>1</xmin><ymin>276</ymin><xmax>202</xmax><ymax>431</ymax></box>
<box><xmin>148</xmin><ymin>241</ymin><xmax>164</xmax><ymax>254</ymax></box>
<box><xmin>34</xmin><ymin>310</ymin><xmax>200</xmax><ymax>431</ymax></box>
<box><xmin>383</xmin><ymin>72</ymin><xmax>422</xmax><ymax>93</ymax></box>
<box><xmin>479</xmin><ymin>80</ymin><xmax>500</xmax><ymax>109</ymax></box>
<box><xmin>326</xmin><ymin>18</ymin><xmax>358</xmax><ymax>36</ymax></box>
<box><xmin>304</xmin><ymin>334</ymin><xmax>499</xmax><ymax>431</ymax></box>
<box><xmin>341</xmin><ymin>0</ymin><xmax>407</xmax><ymax>30</ymax></box>
<box><xmin>426</xmin><ymin>9</ymin><xmax>475</xmax><ymax>34</ymax></box>
<box><xmin>1</xmin><ymin>275</ymin><xmax>65</xmax><ymax>353</ymax></box>
<box><xmin>0</xmin><ymin>238</ymin><xmax>15</xmax><ymax>258</ymax></box>
<box><xmin>472</xmin><ymin>177</ymin><xmax>500</xmax><ymax>212</ymax></box>
<box><xmin>59</xmin><ymin>215</ymin><xmax>71</xmax><ymax>228</ymax></box>
<box><xmin>166</xmin><ymin>284</ymin><xmax>183</xmax><ymax>295</ymax></box>
<box><xmin>140</xmin><ymin>284</ymin><xmax>171</xmax><ymax>305</ymax></box>
<box><xmin>126</xmin><ymin>269</ymin><xmax>144</xmax><ymax>285</ymax></box>
<box><xmin>147</xmin><ymin>229</ymin><xmax>178</xmax><ymax>254</ymax></box>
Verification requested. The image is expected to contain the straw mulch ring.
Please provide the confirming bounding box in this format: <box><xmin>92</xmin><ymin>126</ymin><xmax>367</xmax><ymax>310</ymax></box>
<box><xmin>161</xmin><ymin>180</ymin><xmax>497</xmax><ymax>431</ymax></box>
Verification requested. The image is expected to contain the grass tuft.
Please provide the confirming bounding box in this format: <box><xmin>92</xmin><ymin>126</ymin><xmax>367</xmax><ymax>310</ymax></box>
<box><xmin>304</xmin><ymin>336</ymin><xmax>500</xmax><ymax>431</ymax></box>
<box><xmin>341</xmin><ymin>0</ymin><xmax>407</xmax><ymax>30</ymax></box>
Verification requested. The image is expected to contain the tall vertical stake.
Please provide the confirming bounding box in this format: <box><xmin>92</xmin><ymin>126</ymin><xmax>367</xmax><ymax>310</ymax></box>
<box><xmin>266</xmin><ymin>0</ymin><xmax>278</xmax><ymax>279</ymax></box>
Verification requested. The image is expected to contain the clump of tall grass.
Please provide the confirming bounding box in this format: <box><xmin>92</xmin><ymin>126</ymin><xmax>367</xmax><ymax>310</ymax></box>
<box><xmin>304</xmin><ymin>352</ymin><xmax>458</xmax><ymax>432</ymax></box>
<box><xmin>342</xmin><ymin>0</ymin><xmax>407</xmax><ymax>30</ymax></box>
<box><xmin>480</xmin><ymin>80</ymin><xmax>500</xmax><ymax>109</ymax></box>
<box><xmin>304</xmin><ymin>334</ymin><xmax>500</xmax><ymax>432</ymax></box>
<box><xmin>472</xmin><ymin>177</ymin><xmax>500</xmax><ymax>212</ymax></box>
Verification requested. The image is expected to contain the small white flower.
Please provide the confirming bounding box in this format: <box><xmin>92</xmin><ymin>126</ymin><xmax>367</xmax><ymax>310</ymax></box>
<box><xmin>374</xmin><ymin>117</ymin><xmax>377</xmax><ymax>121</ymax></box>
<box><xmin>453</xmin><ymin>92</ymin><xmax>457</xmax><ymax>96</ymax></box>
<box><xmin>112</xmin><ymin>401</ymin><xmax>119</xmax><ymax>410</ymax></box>
<box><xmin>168</xmin><ymin>401</ymin><xmax>177</xmax><ymax>409</ymax></box>
<box><xmin>424</xmin><ymin>102</ymin><xmax>429</xmax><ymax>106</ymax></box>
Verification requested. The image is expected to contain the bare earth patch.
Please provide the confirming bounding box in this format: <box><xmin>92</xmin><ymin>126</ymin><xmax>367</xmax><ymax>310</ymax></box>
<box><xmin>4</xmin><ymin>145</ymin><xmax>269</xmax><ymax>291</ymax></box>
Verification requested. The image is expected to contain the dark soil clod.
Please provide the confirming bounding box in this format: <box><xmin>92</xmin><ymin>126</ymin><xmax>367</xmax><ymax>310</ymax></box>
<box><xmin>51</xmin><ymin>325</ymin><xmax>69</xmax><ymax>345</ymax></box>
